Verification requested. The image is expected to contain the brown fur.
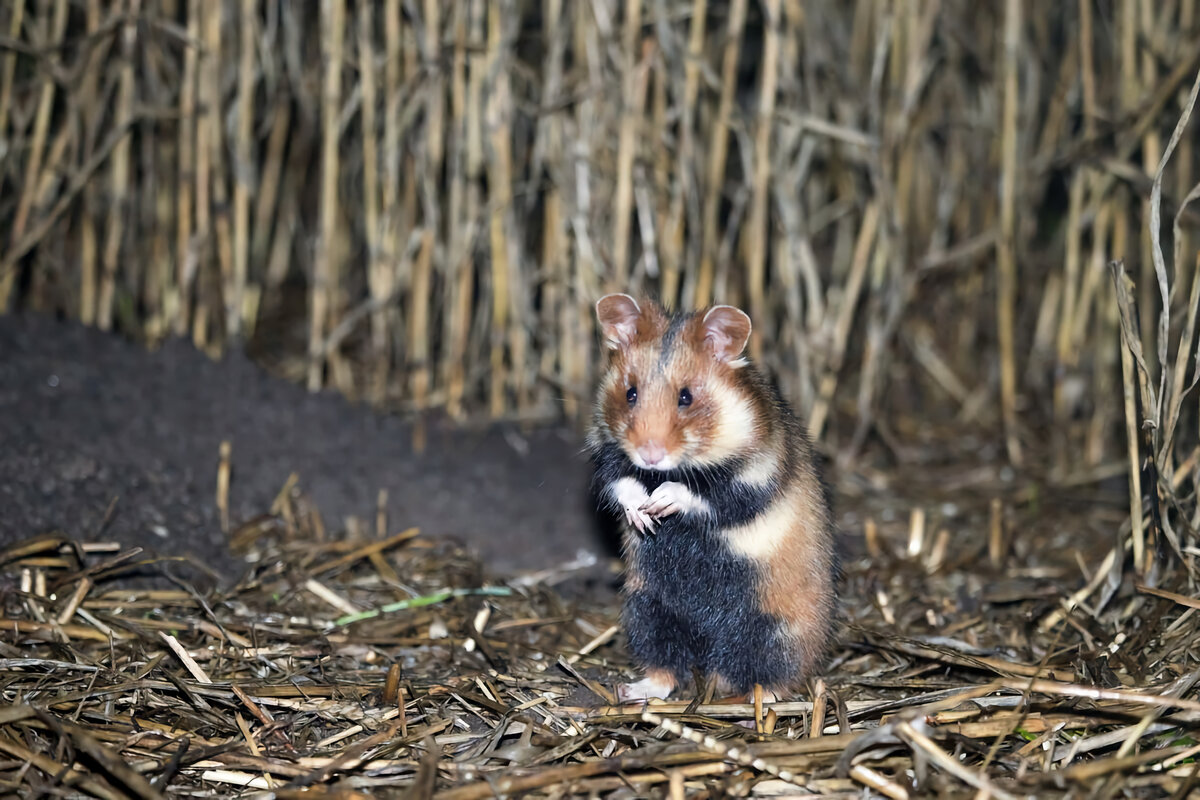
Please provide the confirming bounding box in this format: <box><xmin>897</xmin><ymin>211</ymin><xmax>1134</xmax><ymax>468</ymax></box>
<box><xmin>755</xmin><ymin>466</ymin><xmax>837</xmax><ymax>692</ymax></box>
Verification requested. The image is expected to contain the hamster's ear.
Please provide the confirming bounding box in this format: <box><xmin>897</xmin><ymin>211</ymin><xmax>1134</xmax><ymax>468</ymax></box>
<box><xmin>701</xmin><ymin>305</ymin><xmax>752</xmax><ymax>364</ymax></box>
<box><xmin>595</xmin><ymin>293</ymin><xmax>642</xmax><ymax>350</ymax></box>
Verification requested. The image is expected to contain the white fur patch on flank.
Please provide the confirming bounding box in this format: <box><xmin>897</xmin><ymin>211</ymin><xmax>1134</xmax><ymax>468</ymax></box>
<box><xmin>699</xmin><ymin>383</ymin><xmax>757</xmax><ymax>464</ymax></box>
<box><xmin>737</xmin><ymin>453</ymin><xmax>779</xmax><ymax>489</ymax></box>
<box><xmin>722</xmin><ymin>495</ymin><xmax>802</xmax><ymax>560</ymax></box>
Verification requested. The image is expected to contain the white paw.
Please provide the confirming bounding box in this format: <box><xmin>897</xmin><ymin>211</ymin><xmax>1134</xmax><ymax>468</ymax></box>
<box><xmin>743</xmin><ymin>687</ymin><xmax>780</xmax><ymax>705</ymax></box>
<box><xmin>641</xmin><ymin>481</ymin><xmax>710</xmax><ymax>519</ymax></box>
<box><xmin>611</xmin><ymin>477</ymin><xmax>655</xmax><ymax>533</ymax></box>
<box><xmin>618</xmin><ymin>674</ymin><xmax>675</xmax><ymax>703</ymax></box>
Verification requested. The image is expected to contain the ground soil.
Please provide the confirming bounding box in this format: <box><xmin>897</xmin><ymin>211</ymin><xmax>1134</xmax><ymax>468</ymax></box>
<box><xmin>0</xmin><ymin>312</ymin><xmax>618</xmax><ymax>584</ymax></box>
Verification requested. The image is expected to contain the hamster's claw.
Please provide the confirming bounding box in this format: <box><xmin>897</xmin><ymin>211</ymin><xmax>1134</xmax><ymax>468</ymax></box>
<box><xmin>612</xmin><ymin>477</ymin><xmax>655</xmax><ymax>534</ymax></box>
<box><xmin>624</xmin><ymin>506</ymin><xmax>656</xmax><ymax>534</ymax></box>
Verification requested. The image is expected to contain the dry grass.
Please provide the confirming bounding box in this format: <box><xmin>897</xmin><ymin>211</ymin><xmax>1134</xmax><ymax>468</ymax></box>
<box><xmin>0</xmin><ymin>3</ymin><xmax>1195</xmax><ymax>451</ymax></box>
<box><xmin>4</xmin><ymin>472</ymin><xmax>1200</xmax><ymax>798</ymax></box>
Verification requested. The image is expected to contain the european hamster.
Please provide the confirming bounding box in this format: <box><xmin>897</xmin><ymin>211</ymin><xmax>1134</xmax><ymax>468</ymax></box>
<box><xmin>588</xmin><ymin>293</ymin><xmax>838</xmax><ymax>702</ymax></box>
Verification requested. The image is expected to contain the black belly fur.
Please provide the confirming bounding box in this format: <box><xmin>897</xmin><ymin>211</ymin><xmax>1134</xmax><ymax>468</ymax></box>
<box><xmin>591</xmin><ymin>440</ymin><xmax>800</xmax><ymax>693</ymax></box>
<box><xmin>623</xmin><ymin>514</ymin><xmax>799</xmax><ymax>693</ymax></box>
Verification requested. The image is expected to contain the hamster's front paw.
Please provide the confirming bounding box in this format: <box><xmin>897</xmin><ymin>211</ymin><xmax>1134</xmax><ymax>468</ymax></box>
<box><xmin>641</xmin><ymin>481</ymin><xmax>710</xmax><ymax>519</ymax></box>
<box><xmin>612</xmin><ymin>477</ymin><xmax>655</xmax><ymax>533</ymax></box>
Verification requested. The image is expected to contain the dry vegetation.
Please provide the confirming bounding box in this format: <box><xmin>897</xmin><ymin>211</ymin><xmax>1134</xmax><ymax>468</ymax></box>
<box><xmin>3</xmin><ymin>0</ymin><xmax>1200</xmax><ymax>797</ymax></box>
<box><xmin>4</xmin><ymin>476</ymin><xmax>1200</xmax><ymax>798</ymax></box>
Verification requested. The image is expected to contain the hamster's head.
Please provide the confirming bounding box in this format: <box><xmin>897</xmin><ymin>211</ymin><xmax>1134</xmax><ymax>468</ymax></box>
<box><xmin>593</xmin><ymin>293</ymin><xmax>760</xmax><ymax>470</ymax></box>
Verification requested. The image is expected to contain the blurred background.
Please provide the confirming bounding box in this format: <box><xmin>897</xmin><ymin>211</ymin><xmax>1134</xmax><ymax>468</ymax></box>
<box><xmin>1</xmin><ymin>1</ymin><xmax>1197</xmax><ymax>576</ymax></box>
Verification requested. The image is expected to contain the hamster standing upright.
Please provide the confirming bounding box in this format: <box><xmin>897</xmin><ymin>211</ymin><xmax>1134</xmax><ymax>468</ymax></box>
<box><xmin>588</xmin><ymin>293</ymin><xmax>838</xmax><ymax>702</ymax></box>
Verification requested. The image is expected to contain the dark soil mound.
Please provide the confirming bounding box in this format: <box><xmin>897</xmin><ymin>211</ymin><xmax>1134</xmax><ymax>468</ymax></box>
<box><xmin>0</xmin><ymin>312</ymin><xmax>615</xmax><ymax>580</ymax></box>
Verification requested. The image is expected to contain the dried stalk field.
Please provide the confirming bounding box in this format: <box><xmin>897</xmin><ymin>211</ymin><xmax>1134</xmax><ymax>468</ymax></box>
<box><xmin>4</xmin><ymin>0</ymin><xmax>1200</xmax><ymax>797</ymax></box>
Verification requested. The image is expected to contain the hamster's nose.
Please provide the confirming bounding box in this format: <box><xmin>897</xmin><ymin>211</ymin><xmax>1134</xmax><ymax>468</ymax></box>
<box><xmin>637</xmin><ymin>441</ymin><xmax>667</xmax><ymax>466</ymax></box>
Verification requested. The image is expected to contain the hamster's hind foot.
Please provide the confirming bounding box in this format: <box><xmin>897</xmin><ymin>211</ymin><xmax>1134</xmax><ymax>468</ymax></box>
<box><xmin>617</xmin><ymin>669</ymin><xmax>676</xmax><ymax>704</ymax></box>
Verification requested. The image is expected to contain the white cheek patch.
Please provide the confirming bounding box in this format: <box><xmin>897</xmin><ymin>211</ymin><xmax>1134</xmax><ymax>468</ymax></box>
<box><xmin>699</xmin><ymin>383</ymin><xmax>757</xmax><ymax>463</ymax></box>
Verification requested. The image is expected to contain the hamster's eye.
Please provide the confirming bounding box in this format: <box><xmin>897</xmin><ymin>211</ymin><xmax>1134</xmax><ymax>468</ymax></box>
<box><xmin>626</xmin><ymin>386</ymin><xmax>638</xmax><ymax>405</ymax></box>
<box><xmin>678</xmin><ymin>387</ymin><xmax>693</xmax><ymax>407</ymax></box>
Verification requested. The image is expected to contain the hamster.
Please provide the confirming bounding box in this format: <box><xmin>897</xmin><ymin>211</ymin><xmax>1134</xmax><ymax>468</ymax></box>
<box><xmin>588</xmin><ymin>293</ymin><xmax>838</xmax><ymax>703</ymax></box>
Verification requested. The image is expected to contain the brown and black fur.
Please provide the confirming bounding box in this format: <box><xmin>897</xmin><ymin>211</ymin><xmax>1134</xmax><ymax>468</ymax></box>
<box><xmin>588</xmin><ymin>293</ymin><xmax>838</xmax><ymax>699</ymax></box>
